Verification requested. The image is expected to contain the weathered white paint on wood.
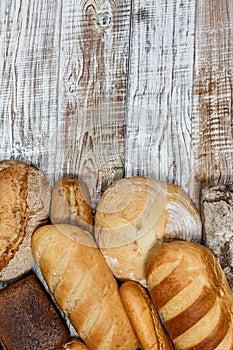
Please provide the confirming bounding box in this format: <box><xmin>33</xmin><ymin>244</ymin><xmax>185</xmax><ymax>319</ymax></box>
<box><xmin>0</xmin><ymin>0</ymin><xmax>232</xmax><ymax>210</ymax></box>
<box><xmin>0</xmin><ymin>0</ymin><xmax>62</xmax><ymax>182</ymax></box>
<box><xmin>55</xmin><ymin>0</ymin><xmax>131</xmax><ymax>208</ymax></box>
<box><xmin>192</xmin><ymin>0</ymin><xmax>233</xmax><ymax>186</ymax></box>
<box><xmin>125</xmin><ymin>0</ymin><xmax>196</xmax><ymax>198</ymax></box>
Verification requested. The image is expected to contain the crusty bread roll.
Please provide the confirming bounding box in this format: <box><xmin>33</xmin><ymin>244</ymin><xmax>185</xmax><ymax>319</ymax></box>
<box><xmin>146</xmin><ymin>240</ymin><xmax>233</xmax><ymax>350</ymax></box>
<box><xmin>57</xmin><ymin>338</ymin><xmax>89</xmax><ymax>349</ymax></box>
<box><xmin>51</xmin><ymin>177</ymin><xmax>93</xmax><ymax>232</ymax></box>
<box><xmin>95</xmin><ymin>176</ymin><xmax>201</xmax><ymax>285</ymax></box>
<box><xmin>120</xmin><ymin>281</ymin><xmax>174</xmax><ymax>349</ymax></box>
<box><xmin>31</xmin><ymin>224</ymin><xmax>138</xmax><ymax>350</ymax></box>
<box><xmin>0</xmin><ymin>159</ymin><xmax>50</xmax><ymax>282</ymax></box>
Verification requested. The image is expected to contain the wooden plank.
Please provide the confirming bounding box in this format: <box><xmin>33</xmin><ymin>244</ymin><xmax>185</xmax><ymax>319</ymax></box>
<box><xmin>55</xmin><ymin>0</ymin><xmax>131</xmax><ymax>208</ymax></box>
<box><xmin>0</xmin><ymin>0</ymin><xmax>62</xmax><ymax>183</ymax></box>
<box><xmin>125</xmin><ymin>0</ymin><xmax>196</xmax><ymax>198</ymax></box>
<box><xmin>192</xmin><ymin>0</ymin><xmax>233</xmax><ymax>186</ymax></box>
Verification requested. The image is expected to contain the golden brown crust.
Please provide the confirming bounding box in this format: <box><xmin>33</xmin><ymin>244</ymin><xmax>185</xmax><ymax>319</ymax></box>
<box><xmin>120</xmin><ymin>280</ymin><xmax>173</xmax><ymax>349</ymax></box>
<box><xmin>51</xmin><ymin>177</ymin><xmax>93</xmax><ymax>232</ymax></box>
<box><xmin>0</xmin><ymin>159</ymin><xmax>50</xmax><ymax>282</ymax></box>
<box><xmin>32</xmin><ymin>224</ymin><xmax>138</xmax><ymax>350</ymax></box>
<box><xmin>57</xmin><ymin>338</ymin><xmax>89</xmax><ymax>349</ymax></box>
<box><xmin>146</xmin><ymin>240</ymin><xmax>233</xmax><ymax>350</ymax></box>
<box><xmin>94</xmin><ymin>176</ymin><xmax>202</xmax><ymax>283</ymax></box>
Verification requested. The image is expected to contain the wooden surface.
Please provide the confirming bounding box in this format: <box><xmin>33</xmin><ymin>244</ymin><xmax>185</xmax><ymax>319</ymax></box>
<box><xmin>54</xmin><ymin>0</ymin><xmax>131</xmax><ymax>208</ymax></box>
<box><xmin>0</xmin><ymin>0</ymin><xmax>233</xmax><ymax>215</ymax></box>
<box><xmin>126</xmin><ymin>0</ymin><xmax>196</xmax><ymax>197</ymax></box>
<box><xmin>192</xmin><ymin>0</ymin><xmax>233</xmax><ymax>187</ymax></box>
<box><xmin>0</xmin><ymin>0</ymin><xmax>61</xmax><ymax>178</ymax></box>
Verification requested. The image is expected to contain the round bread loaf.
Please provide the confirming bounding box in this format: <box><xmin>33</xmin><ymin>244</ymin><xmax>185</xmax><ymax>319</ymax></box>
<box><xmin>94</xmin><ymin>176</ymin><xmax>201</xmax><ymax>284</ymax></box>
<box><xmin>51</xmin><ymin>177</ymin><xmax>93</xmax><ymax>232</ymax></box>
<box><xmin>120</xmin><ymin>280</ymin><xmax>173</xmax><ymax>349</ymax></box>
<box><xmin>146</xmin><ymin>240</ymin><xmax>233</xmax><ymax>350</ymax></box>
<box><xmin>0</xmin><ymin>159</ymin><xmax>50</xmax><ymax>282</ymax></box>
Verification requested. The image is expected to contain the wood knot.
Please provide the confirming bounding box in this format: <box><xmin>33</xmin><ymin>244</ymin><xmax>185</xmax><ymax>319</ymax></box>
<box><xmin>96</xmin><ymin>10</ymin><xmax>112</xmax><ymax>30</ymax></box>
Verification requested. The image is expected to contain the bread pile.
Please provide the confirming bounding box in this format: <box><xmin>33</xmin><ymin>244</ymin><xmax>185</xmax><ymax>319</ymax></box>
<box><xmin>0</xmin><ymin>160</ymin><xmax>233</xmax><ymax>350</ymax></box>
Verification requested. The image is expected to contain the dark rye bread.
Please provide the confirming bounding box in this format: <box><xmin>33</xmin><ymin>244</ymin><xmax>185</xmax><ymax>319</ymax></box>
<box><xmin>0</xmin><ymin>273</ymin><xmax>70</xmax><ymax>350</ymax></box>
<box><xmin>0</xmin><ymin>159</ymin><xmax>50</xmax><ymax>282</ymax></box>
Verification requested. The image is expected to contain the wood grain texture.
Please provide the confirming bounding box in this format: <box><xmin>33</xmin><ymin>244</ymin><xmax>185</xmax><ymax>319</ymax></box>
<box><xmin>192</xmin><ymin>0</ymin><xmax>233</xmax><ymax>185</ymax></box>
<box><xmin>125</xmin><ymin>0</ymin><xmax>196</xmax><ymax>197</ymax></box>
<box><xmin>55</xmin><ymin>0</ymin><xmax>131</xmax><ymax>208</ymax></box>
<box><xmin>0</xmin><ymin>0</ymin><xmax>62</xmax><ymax>182</ymax></box>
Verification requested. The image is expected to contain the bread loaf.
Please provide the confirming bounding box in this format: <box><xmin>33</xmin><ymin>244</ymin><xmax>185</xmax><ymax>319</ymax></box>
<box><xmin>51</xmin><ymin>177</ymin><xmax>93</xmax><ymax>232</ymax></box>
<box><xmin>146</xmin><ymin>240</ymin><xmax>233</xmax><ymax>350</ymax></box>
<box><xmin>0</xmin><ymin>273</ymin><xmax>70</xmax><ymax>350</ymax></box>
<box><xmin>120</xmin><ymin>280</ymin><xmax>174</xmax><ymax>349</ymax></box>
<box><xmin>31</xmin><ymin>224</ymin><xmax>138</xmax><ymax>350</ymax></box>
<box><xmin>0</xmin><ymin>159</ymin><xmax>50</xmax><ymax>282</ymax></box>
<box><xmin>95</xmin><ymin>176</ymin><xmax>202</xmax><ymax>284</ymax></box>
<box><xmin>201</xmin><ymin>184</ymin><xmax>233</xmax><ymax>288</ymax></box>
<box><xmin>57</xmin><ymin>338</ymin><xmax>89</xmax><ymax>349</ymax></box>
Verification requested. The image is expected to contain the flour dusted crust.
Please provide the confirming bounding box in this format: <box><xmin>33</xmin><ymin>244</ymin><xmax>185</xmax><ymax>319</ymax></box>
<box><xmin>95</xmin><ymin>176</ymin><xmax>202</xmax><ymax>283</ymax></box>
<box><xmin>146</xmin><ymin>240</ymin><xmax>233</xmax><ymax>350</ymax></box>
<box><xmin>0</xmin><ymin>159</ymin><xmax>50</xmax><ymax>282</ymax></box>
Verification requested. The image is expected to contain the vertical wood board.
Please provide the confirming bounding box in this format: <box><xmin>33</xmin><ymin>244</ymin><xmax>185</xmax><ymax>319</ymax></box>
<box><xmin>192</xmin><ymin>0</ymin><xmax>233</xmax><ymax>185</ymax></box>
<box><xmin>55</xmin><ymin>0</ymin><xmax>131</xmax><ymax>207</ymax></box>
<box><xmin>125</xmin><ymin>0</ymin><xmax>196</xmax><ymax>198</ymax></box>
<box><xmin>0</xmin><ymin>0</ymin><xmax>62</xmax><ymax>182</ymax></box>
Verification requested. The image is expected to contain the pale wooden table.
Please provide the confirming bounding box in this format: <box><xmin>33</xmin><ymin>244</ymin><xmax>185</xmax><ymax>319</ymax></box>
<box><xmin>0</xmin><ymin>0</ymin><xmax>233</xmax><ymax>240</ymax></box>
<box><xmin>0</xmin><ymin>1</ymin><xmax>233</xmax><ymax>346</ymax></box>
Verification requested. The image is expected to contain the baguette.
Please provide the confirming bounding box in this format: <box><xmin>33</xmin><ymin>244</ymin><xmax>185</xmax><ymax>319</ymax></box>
<box><xmin>120</xmin><ymin>281</ymin><xmax>173</xmax><ymax>349</ymax></box>
<box><xmin>31</xmin><ymin>224</ymin><xmax>138</xmax><ymax>350</ymax></box>
<box><xmin>146</xmin><ymin>240</ymin><xmax>233</xmax><ymax>349</ymax></box>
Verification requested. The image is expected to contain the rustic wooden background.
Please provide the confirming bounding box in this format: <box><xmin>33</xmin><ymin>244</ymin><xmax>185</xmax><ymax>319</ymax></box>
<box><xmin>0</xmin><ymin>0</ymin><xmax>233</xmax><ymax>214</ymax></box>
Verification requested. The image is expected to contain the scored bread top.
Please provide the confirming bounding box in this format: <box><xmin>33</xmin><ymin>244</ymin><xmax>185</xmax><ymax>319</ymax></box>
<box><xmin>146</xmin><ymin>240</ymin><xmax>233</xmax><ymax>350</ymax></box>
<box><xmin>95</xmin><ymin>176</ymin><xmax>202</xmax><ymax>283</ymax></box>
<box><xmin>51</xmin><ymin>177</ymin><xmax>93</xmax><ymax>232</ymax></box>
<box><xmin>32</xmin><ymin>224</ymin><xmax>138</xmax><ymax>350</ymax></box>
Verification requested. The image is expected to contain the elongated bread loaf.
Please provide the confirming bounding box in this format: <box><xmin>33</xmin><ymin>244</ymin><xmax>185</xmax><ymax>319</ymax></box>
<box><xmin>120</xmin><ymin>281</ymin><xmax>173</xmax><ymax>349</ymax></box>
<box><xmin>51</xmin><ymin>177</ymin><xmax>93</xmax><ymax>232</ymax></box>
<box><xmin>31</xmin><ymin>224</ymin><xmax>138</xmax><ymax>350</ymax></box>
<box><xmin>146</xmin><ymin>240</ymin><xmax>233</xmax><ymax>350</ymax></box>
